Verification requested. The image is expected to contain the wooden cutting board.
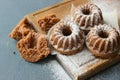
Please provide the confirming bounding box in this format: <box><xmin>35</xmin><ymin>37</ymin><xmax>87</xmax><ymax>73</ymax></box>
<box><xmin>18</xmin><ymin>0</ymin><xmax>120</xmax><ymax>80</ymax></box>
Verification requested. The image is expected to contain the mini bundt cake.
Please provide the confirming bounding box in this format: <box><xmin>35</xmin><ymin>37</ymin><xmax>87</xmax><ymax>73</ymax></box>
<box><xmin>49</xmin><ymin>19</ymin><xmax>85</xmax><ymax>55</ymax></box>
<box><xmin>71</xmin><ymin>3</ymin><xmax>103</xmax><ymax>35</ymax></box>
<box><xmin>86</xmin><ymin>24</ymin><xmax>120</xmax><ymax>58</ymax></box>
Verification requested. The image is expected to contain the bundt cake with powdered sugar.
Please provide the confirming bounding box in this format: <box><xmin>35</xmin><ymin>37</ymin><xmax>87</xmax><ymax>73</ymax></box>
<box><xmin>86</xmin><ymin>24</ymin><xmax>120</xmax><ymax>58</ymax></box>
<box><xmin>71</xmin><ymin>3</ymin><xmax>103</xmax><ymax>35</ymax></box>
<box><xmin>49</xmin><ymin>19</ymin><xmax>85</xmax><ymax>55</ymax></box>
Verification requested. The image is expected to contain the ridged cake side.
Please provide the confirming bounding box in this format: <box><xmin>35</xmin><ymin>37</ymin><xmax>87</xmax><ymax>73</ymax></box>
<box><xmin>50</xmin><ymin>19</ymin><xmax>85</xmax><ymax>55</ymax></box>
<box><xmin>86</xmin><ymin>24</ymin><xmax>120</xmax><ymax>58</ymax></box>
<box><xmin>71</xmin><ymin>3</ymin><xmax>103</xmax><ymax>34</ymax></box>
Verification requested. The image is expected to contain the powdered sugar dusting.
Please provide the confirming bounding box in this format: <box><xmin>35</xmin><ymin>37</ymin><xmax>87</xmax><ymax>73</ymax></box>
<box><xmin>91</xmin><ymin>0</ymin><xmax>120</xmax><ymax>32</ymax></box>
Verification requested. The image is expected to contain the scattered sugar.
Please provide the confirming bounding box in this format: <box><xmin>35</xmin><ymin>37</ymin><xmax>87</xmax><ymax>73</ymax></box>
<box><xmin>46</xmin><ymin>60</ymin><xmax>72</xmax><ymax>80</ymax></box>
<box><xmin>91</xmin><ymin>0</ymin><xmax>120</xmax><ymax>32</ymax></box>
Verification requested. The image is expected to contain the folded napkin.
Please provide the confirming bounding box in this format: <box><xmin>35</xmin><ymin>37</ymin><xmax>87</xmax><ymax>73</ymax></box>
<box><xmin>91</xmin><ymin>0</ymin><xmax>120</xmax><ymax>32</ymax></box>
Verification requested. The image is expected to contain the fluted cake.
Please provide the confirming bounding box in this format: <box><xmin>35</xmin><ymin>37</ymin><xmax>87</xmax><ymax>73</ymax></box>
<box><xmin>71</xmin><ymin>3</ymin><xmax>103</xmax><ymax>35</ymax></box>
<box><xmin>86</xmin><ymin>24</ymin><xmax>120</xmax><ymax>58</ymax></box>
<box><xmin>49</xmin><ymin>18</ymin><xmax>85</xmax><ymax>55</ymax></box>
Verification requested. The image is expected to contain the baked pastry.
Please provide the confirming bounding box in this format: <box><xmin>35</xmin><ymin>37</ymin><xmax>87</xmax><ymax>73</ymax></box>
<box><xmin>17</xmin><ymin>32</ymin><xmax>50</xmax><ymax>62</ymax></box>
<box><xmin>49</xmin><ymin>19</ymin><xmax>85</xmax><ymax>55</ymax></box>
<box><xmin>9</xmin><ymin>18</ymin><xmax>35</xmax><ymax>40</ymax></box>
<box><xmin>86</xmin><ymin>24</ymin><xmax>120</xmax><ymax>58</ymax></box>
<box><xmin>38</xmin><ymin>14</ymin><xmax>60</xmax><ymax>34</ymax></box>
<box><xmin>71</xmin><ymin>3</ymin><xmax>103</xmax><ymax>35</ymax></box>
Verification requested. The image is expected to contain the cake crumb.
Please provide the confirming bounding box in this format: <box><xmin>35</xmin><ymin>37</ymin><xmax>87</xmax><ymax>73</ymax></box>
<box><xmin>38</xmin><ymin>14</ymin><xmax>60</xmax><ymax>33</ymax></box>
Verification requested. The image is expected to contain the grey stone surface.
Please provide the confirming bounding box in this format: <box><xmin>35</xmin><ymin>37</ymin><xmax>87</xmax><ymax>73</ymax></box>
<box><xmin>0</xmin><ymin>0</ymin><xmax>120</xmax><ymax>80</ymax></box>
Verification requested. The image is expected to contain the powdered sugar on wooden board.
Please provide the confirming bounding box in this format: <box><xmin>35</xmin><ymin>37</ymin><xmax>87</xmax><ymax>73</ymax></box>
<box><xmin>54</xmin><ymin>48</ymin><xmax>120</xmax><ymax>80</ymax></box>
<box><xmin>26</xmin><ymin>0</ymin><xmax>120</xmax><ymax>79</ymax></box>
<box><xmin>51</xmin><ymin>2</ymin><xmax>120</xmax><ymax>80</ymax></box>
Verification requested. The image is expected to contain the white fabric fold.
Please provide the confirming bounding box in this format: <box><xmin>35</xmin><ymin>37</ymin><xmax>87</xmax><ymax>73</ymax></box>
<box><xmin>91</xmin><ymin>0</ymin><xmax>120</xmax><ymax>32</ymax></box>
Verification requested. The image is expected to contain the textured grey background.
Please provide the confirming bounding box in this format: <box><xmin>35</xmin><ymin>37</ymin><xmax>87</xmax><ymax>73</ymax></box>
<box><xmin>0</xmin><ymin>0</ymin><xmax>120</xmax><ymax>80</ymax></box>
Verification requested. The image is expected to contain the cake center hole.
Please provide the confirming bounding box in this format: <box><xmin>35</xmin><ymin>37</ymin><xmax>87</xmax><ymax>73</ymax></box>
<box><xmin>62</xmin><ymin>26</ymin><xmax>72</xmax><ymax>36</ymax></box>
<box><xmin>98</xmin><ymin>31</ymin><xmax>109</xmax><ymax>38</ymax></box>
<box><xmin>82</xmin><ymin>9</ymin><xmax>90</xmax><ymax>15</ymax></box>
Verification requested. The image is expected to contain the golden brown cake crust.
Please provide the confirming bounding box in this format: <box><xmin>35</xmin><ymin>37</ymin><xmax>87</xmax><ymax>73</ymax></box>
<box><xmin>52</xmin><ymin>45</ymin><xmax>83</xmax><ymax>55</ymax></box>
<box><xmin>38</xmin><ymin>14</ymin><xmax>60</xmax><ymax>33</ymax></box>
<box><xmin>9</xmin><ymin>18</ymin><xmax>35</xmax><ymax>40</ymax></box>
<box><xmin>49</xmin><ymin>17</ymin><xmax>85</xmax><ymax>55</ymax></box>
<box><xmin>87</xmin><ymin>46</ymin><xmax>118</xmax><ymax>58</ymax></box>
<box><xmin>71</xmin><ymin>3</ymin><xmax>103</xmax><ymax>35</ymax></box>
<box><xmin>86</xmin><ymin>24</ymin><xmax>120</xmax><ymax>58</ymax></box>
<box><xmin>17</xmin><ymin>32</ymin><xmax>50</xmax><ymax>62</ymax></box>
